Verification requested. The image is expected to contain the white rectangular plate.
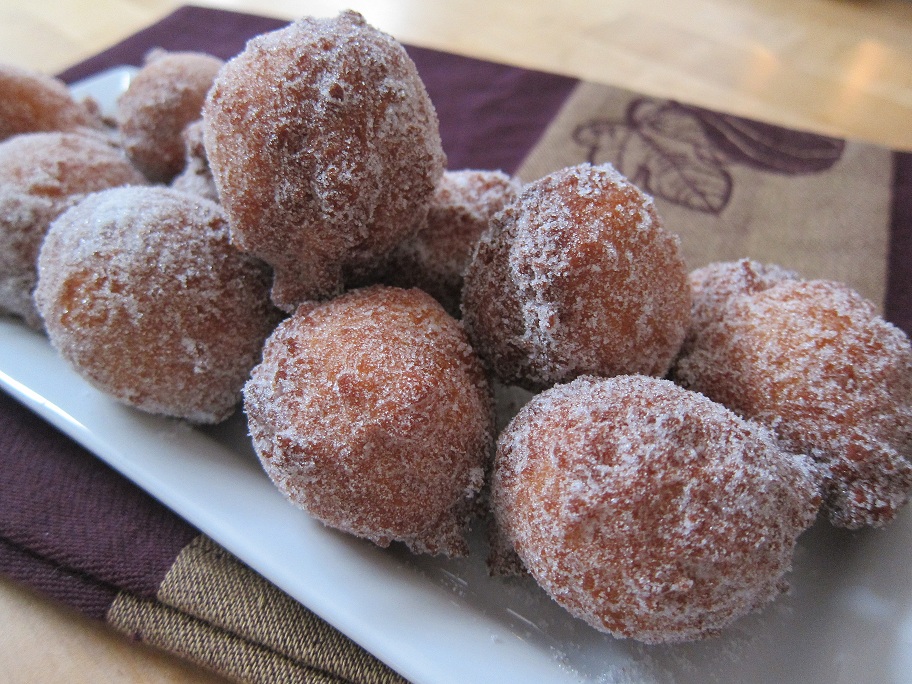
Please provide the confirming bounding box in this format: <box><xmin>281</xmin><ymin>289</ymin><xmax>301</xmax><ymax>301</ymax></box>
<box><xmin>0</xmin><ymin>67</ymin><xmax>909</xmax><ymax>684</ymax></box>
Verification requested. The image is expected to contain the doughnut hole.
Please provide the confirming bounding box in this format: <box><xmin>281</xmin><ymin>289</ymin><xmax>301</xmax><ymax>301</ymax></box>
<box><xmin>34</xmin><ymin>186</ymin><xmax>279</xmax><ymax>423</ymax></box>
<box><xmin>0</xmin><ymin>63</ymin><xmax>103</xmax><ymax>141</ymax></box>
<box><xmin>491</xmin><ymin>375</ymin><xmax>821</xmax><ymax>644</ymax></box>
<box><xmin>116</xmin><ymin>50</ymin><xmax>224</xmax><ymax>183</ymax></box>
<box><xmin>203</xmin><ymin>11</ymin><xmax>445</xmax><ymax>311</ymax></box>
<box><xmin>244</xmin><ymin>285</ymin><xmax>494</xmax><ymax>556</ymax></box>
<box><xmin>461</xmin><ymin>163</ymin><xmax>690</xmax><ymax>391</ymax></box>
<box><xmin>0</xmin><ymin>131</ymin><xmax>146</xmax><ymax>328</ymax></box>
<box><xmin>674</xmin><ymin>276</ymin><xmax>912</xmax><ymax>528</ymax></box>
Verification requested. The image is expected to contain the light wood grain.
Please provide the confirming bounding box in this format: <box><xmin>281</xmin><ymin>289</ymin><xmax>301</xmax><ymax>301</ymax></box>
<box><xmin>0</xmin><ymin>575</ymin><xmax>229</xmax><ymax>683</ymax></box>
<box><xmin>1</xmin><ymin>0</ymin><xmax>910</xmax><ymax>148</ymax></box>
<box><xmin>1</xmin><ymin>1</ymin><xmax>911</xmax><ymax>682</ymax></box>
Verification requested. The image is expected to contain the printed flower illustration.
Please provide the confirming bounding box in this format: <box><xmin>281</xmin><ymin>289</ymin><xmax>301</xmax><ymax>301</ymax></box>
<box><xmin>573</xmin><ymin>98</ymin><xmax>846</xmax><ymax>215</ymax></box>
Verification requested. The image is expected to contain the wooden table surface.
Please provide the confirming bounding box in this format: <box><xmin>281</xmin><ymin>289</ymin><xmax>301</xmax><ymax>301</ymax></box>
<box><xmin>1</xmin><ymin>0</ymin><xmax>910</xmax><ymax>682</ymax></box>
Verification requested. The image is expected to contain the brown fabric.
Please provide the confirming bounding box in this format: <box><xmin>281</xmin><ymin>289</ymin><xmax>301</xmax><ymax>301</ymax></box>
<box><xmin>517</xmin><ymin>81</ymin><xmax>893</xmax><ymax>308</ymax></box>
<box><xmin>108</xmin><ymin>536</ymin><xmax>406</xmax><ymax>684</ymax></box>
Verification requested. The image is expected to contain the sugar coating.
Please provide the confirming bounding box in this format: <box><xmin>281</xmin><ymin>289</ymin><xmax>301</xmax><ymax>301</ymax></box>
<box><xmin>244</xmin><ymin>285</ymin><xmax>494</xmax><ymax>556</ymax></box>
<box><xmin>673</xmin><ymin>264</ymin><xmax>912</xmax><ymax>528</ymax></box>
<box><xmin>116</xmin><ymin>50</ymin><xmax>224</xmax><ymax>183</ymax></box>
<box><xmin>171</xmin><ymin>120</ymin><xmax>219</xmax><ymax>203</ymax></box>
<box><xmin>0</xmin><ymin>63</ymin><xmax>104</xmax><ymax>141</ymax></box>
<box><xmin>203</xmin><ymin>11</ymin><xmax>446</xmax><ymax>312</ymax></box>
<box><xmin>362</xmin><ymin>169</ymin><xmax>521</xmax><ymax>316</ymax></box>
<box><xmin>34</xmin><ymin>186</ymin><xmax>279</xmax><ymax>423</ymax></box>
<box><xmin>683</xmin><ymin>258</ymin><xmax>798</xmax><ymax>353</ymax></box>
<box><xmin>461</xmin><ymin>162</ymin><xmax>691</xmax><ymax>391</ymax></box>
<box><xmin>0</xmin><ymin>132</ymin><xmax>146</xmax><ymax>328</ymax></box>
<box><xmin>491</xmin><ymin>374</ymin><xmax>821</xmax><ymax>644</ymax></box>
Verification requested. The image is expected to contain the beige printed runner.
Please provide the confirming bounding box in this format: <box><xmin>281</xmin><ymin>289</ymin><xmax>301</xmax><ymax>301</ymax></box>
<box><xmin>517</xmin><ymin>81</ymin><xmax>893</xmax><ymax>307</ymax></box>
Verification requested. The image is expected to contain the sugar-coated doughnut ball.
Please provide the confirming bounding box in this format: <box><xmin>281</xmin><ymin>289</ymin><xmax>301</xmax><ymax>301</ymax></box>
<box><xmin>677</xmin><ymin>257</ymin><xmax>798</xmax><ymax>364</ymax></box>
<box><xmin>0</xmin><ymin>63</ymin><xmax>104</xmax><ymax>141</ymax></box>
<box><xmin>203</xmin><ymin>11</ymin><xmax>446</xmax><ymax>312</ymax></box>
<box><xmin>461</xmin><ymin>162</ymin><xmax>690</xmax><ymax>391</ymax></box>
<box><xmin>368</xmin><ymin>169</ymin><xmax>520</xmax><ymax>317</ymax></box>
<box><xmin>116</xmin><ymin>50</ymin><xmax>223</xmax><ymax>183</ymax></box>
<box><xmin>491</xmin><ymin>374</ymin><xmax>821</xmax><ymax>644</ymax></box>
<box><xmin>34</xmin><ymin>186</ymin><xmax>279</xmax><ymax>423</ymax></box>
<box><xmin>0</xmin><ymin>131</ymin><xmax>146</xmax><ymax>328</ymax></box>
<box><xmin>685</xmin><ymin>258</ymin><xmax>797</xmax><ymax>345</ymax></box>
<box><xmin>170</xmin><ymin>120</ymin><xmax>219</xmax><ymax>203</ymax></box>
<box><xmin>244</xmin><ymin>285</ymin><xmax>494</xmax><ymax>556</ymax></box>
<box><xmin>673</xmin><ymin>266</ymin><xmax>912</xmax><ymax>529</ymax></box>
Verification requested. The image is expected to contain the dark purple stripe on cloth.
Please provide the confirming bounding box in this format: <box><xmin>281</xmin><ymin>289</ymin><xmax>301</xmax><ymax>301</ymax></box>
<box><xmin>0</xmin><ymin>536</ymin><xmax>117</xmax><ymax>620</ymax></box>
<box><xmin>56</xmin><ymin>6</ymin><xmax>287</xmax><ymax>82</ymax></box>
<box><xmin>57</xmin><ymin>5</ymin><xmax>578</xmax><ymax>175</ymax></box>
<box><xmin>0</xmin><ymin>391</ymin><xmax>198</xmax><ymax>610</ymax></box>
<box><xmin>887</xmin><ymin>151</ymin><xmax>912</xmax><ymax>336</ymax></box>
<box><xmin>407</xmin><ymin>45</ymin><xmax>577</xmax><ymax>173</ymax></box>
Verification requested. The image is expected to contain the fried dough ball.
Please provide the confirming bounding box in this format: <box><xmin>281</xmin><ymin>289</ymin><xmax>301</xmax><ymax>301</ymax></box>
<box><xmin>366</xmin><ymin>169</ymin><xmax>520</xmax><ymax>317</ymax></box>
<box><xmin>244</xmin><ymin>285</ymin><xmax>494</xmax><ymax>556</ymax></box>
<box><xmin>203</xmin><ymin>11</ymin><xmax>446</xmax><ymax>312</ymax></box>
<box><xmin>116</xmin><ymin>50</ymin><xmax>224</xmax><ymax>182</ymax></box>
<box><xmin>461</xmin><ymin>162</ymin><xmax>690</xmax><ymax>391</ymax></box>
<box><xmin>684</xmin><ymin>258</ymin><xmax>798</xmax><ymax>347</ymax></box>
<box><xmin>171</xmin><ymin>120</ymin><xmax>219</xmax><ymax>203</ymax></box>
<box><xmin>673</xmin><ymin>262</ymin><xmax>912</xmax><ymax>529</ymax></box>
<box><xmin>34</xmin><ymin>186</ymin><xmax>279</xmax><ymax>423</ymax></box>
<box><xmin>491</xmin><ymin>374</ymin><xmax>821</xmax><ymax>644</ymax></box>
<box><xmin>0</xmin><ymin>63</ymin><xmax>104</xmax><ymax>141</ymax></box>
<box><xmin>0</xmin><ymin>131</ymin><xmax>146</xmax><ymax>328</ymax></box>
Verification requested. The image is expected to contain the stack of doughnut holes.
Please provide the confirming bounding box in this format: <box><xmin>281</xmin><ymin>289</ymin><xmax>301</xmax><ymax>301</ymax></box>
<box><xmin>0</xmin><ymin>10</ymin><xmax>909</xmax><ymax>646</ymax></box>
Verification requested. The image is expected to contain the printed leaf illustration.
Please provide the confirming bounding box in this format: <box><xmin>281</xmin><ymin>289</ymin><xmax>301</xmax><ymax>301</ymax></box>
<box><xmin>624</xmin><ymin>99</ymin><xmax>733</xmax><ymax>214</ymax></box>
<box><xmin>572</xmin><ymin>96</ymin><xmax>845</xmax><ymax>215</ymax></box>
<box><xmin>679</xmin><ymin>105</ymin><xmax>846</xmax><ymax>174</ymax></box>
<box><xmin>572</xmin><ymin>119</ymin><xmax>635</xmax><ymax>166</ymax></box>
<box><xmin>574</xmin><ymin>107</ymin><xmax>732</xmax><ymax>214</ymax></box>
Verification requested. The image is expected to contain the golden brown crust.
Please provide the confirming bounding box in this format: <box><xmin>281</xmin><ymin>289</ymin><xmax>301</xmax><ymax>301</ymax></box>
<box><xmin>244</xmin><ymin>285</ymin><xmax>494</xmax><ymax>556</ymax></box>
<box><xmin>491</xmin><ymin>375</ymin><xmax>821</xmax><ymax>643</ymax></box>
<box><xmin>461</xmin><ymin>163</ymin><xmax>690</xmax><ymax>391</ymax></box>
<box><xmin>34</xmin><ymin>186</ymin><xmax>279</xmax><ymax>423</ymax></box>
<box><xmin>203</xmin><ymin>12</ymin><xmax>446</xmax><ymax>311</ymax></box>
<box><xmin>673</xmin><ymin>263</ymin><xmax>912</xmax><ymax>528</ymax></box>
